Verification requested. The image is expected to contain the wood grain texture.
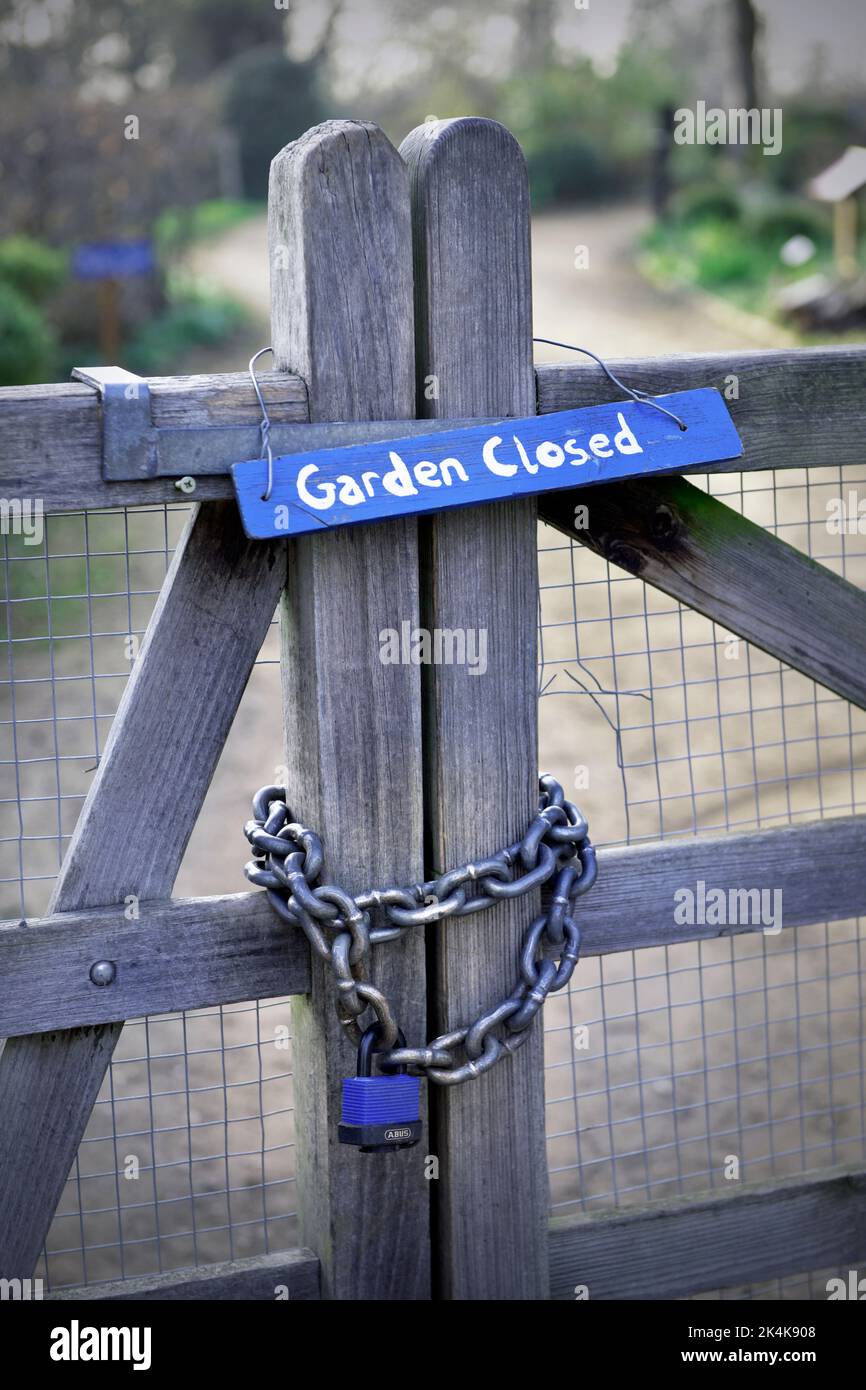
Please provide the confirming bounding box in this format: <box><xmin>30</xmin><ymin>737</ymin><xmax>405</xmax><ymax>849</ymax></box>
<box><xmin>270</xmin><ymin>120</ymin><xmax>429</xmax><ymax>1300</ymax></box>
<box><xmin>0</xmin><ymin>371</ymin><xmax>307</xmax><ymax>511</ymax></box>
<box><xmin>5</xmin><ymin>811</ymin><xmax>865</xmax><ymax>1039</ymax></box>
<box><xmin>549</xmin><ymin>1165</ymin><xmax>866</xmax><ymax>1300</ymax></box>
<box><xmin>536</xmin><ymin>346</ymin><xmax>866</xmax><ymax>474</ymax></box>
<box><xmin>400</xmin><ymin>117</ymin><xmax>548</xmax><ymax>1300</ymax></box>
<box><xmin>49</xmin><ymin>1248</ymin><xmax>320</xmax><ymax>1301</ymax></box>
<box><xmin>540</xmin><ymin>474</ymin><xmax>866</xmax><ymax>710</ymax></box>
<box><xmin>0</xmin><ymin>892</ymin><xmax>309</xmax><ymax>1038</ymax></box>
<box><xmin>546</xmin><ymin>814</ymin><xmax>866</xmax><ymax>955</ymax></box>
<box><xmin>0</xmin><ymin>502</ymin><xmax>285</xmax><ymax>1277</ymax></box>
<box><xmin>3</xmin><ymin>344</ymin><xmax>864</xmax><ymax>511</ymax></box>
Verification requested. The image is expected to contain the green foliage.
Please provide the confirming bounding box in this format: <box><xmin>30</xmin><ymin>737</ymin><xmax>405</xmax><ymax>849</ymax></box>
<box><xmin>223</xmin><ymin>47</ymin><xmax>326</xmax><ymax>199</ymax></box>
<box><xmin>526</xmin><ymin>140</ymin><xmax>613</xmax><ymax>206</ymax></box>
<box><xmin>0</xmin><ymin>281</ymin><xmax>57</xmax><ymax>385</ymax></box>
<box><xmin>501</xmin><ymin>63</ymin><xmax>642</xmax><ymax>204</ymax></box>
<box><xmin>0</xmin><ymin>236</ymin><xmax>67</xmax><ymax>303</ymax></box>
<box><xmin>766</xmin><ymin>104</ymin><xmax>861</xmax><ymax>192</ymax></box>
<box><xmin>746</xmin><ymin>200</ymin><xmax>831</xmax><ymax>252</ymax></box>
<box><xmin>122</xmin><ymin>285</ymin><xmax>247</xmax><ymax>376</ymax></box>
<box><xmin>640</xmin><ymin>183</ymin><xmax>846</xmax><ymax>321</ymax></box>
<box><xmin>155</xmin><ymin>200</ymin><xmax>261</xmax><ymax>254</ymax></box>
<box><xmin>687</xmin><ymin>223</ymin><xmax>757</xmax><ymax>286</ymax></box>
<box><xmin>673</xmin><ymin>183</ymin><xmax>743</xmax><ymax>226</ymax></box>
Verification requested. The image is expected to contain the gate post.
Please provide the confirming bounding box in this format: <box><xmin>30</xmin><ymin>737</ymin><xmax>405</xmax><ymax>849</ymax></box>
<box><xmin>270</xmin><ymin>121</ymin><xmax>430</xmax><ymax>1299</ymax></box>
<box><xmin>400</xmin><ymin>119</ymin><xmax>549</xmax><ymax>1298</ymax></box>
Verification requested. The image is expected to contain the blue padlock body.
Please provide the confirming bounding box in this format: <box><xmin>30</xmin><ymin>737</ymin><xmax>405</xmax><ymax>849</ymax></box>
<box><xmin>341</xmin><ymin>1074</ymin><xmax>420</xmax><ymax>1126</ymax></box>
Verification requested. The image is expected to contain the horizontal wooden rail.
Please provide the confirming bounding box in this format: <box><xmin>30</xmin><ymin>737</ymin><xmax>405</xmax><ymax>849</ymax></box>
<box><xmin>0</xmin><ymin>370</ymin><xmax>308</xmax><ymax>511</ymax></box>
<box><xmin>537</xmin><ymin>345</ymin><xmax>866</xmax><ymax>474</ymax></box>
<box><xmin>549</xmin><ymin>1164</ymin><xmax>866</xmax><ymax>1300</ymax></box>
<box><xmin>0</xmin><ymin>892</ymin><xmax>309</xmax><ymax>1036</ymax></box>
<box><xmin>48</xmin><ymin>1248</ymin><xmax>320</xmax><ymax>1301</ymax></box>
<box><xmin>2</xmin><ymin>347</ymin><xmax>863</xmax><ymax>513</ymax></box>
<box><xmin>540</xmin><ymin>474</ymin><xmax>866</xmax><ymax>711</ymax></box>
<box><xmin>541</xmin><ymin>813</ymin><xmax>866</xmax><ymax>957</ymax></box>
<box><xmin>2</xmin><ymin>815</ymin><xmax>863</xmax><ymax>1038</ymax></box>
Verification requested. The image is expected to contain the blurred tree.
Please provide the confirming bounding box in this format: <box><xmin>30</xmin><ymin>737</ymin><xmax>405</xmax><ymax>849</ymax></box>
<box><xmin>223</xmin><ymin>48</ymin><xmax>327</xmax><ymax>199</ymax></box>
<box><xmin>518</xmin><ymin>0</ymin><xmax>557</xmax><ymax>71</ymax></box>
<box><xmin>732</xmin><ymin>0</ymin><xmax>761</xmax><ymax>111</ymax></box>
<box><xmin>0</xmin><ymin>0</ymin><xmax>342</xmax><ymax>232</ymax></box>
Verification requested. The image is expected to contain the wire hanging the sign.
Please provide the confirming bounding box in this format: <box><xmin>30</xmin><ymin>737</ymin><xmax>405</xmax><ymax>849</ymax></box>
<box><xmin>532</xmin><ymin>338</ymin><xmax>688</xmax><ymax>431</ymax></box>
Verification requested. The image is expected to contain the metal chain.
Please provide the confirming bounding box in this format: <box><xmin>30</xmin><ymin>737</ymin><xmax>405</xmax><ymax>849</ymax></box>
<box><xmin>243</xmin><ymin>776</ymin><xmax>597</xmax><ymax>1084</ymax></box>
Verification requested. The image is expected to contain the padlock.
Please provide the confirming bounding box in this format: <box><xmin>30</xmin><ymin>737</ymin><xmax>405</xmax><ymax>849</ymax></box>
<box><xmin>338</xmin><ymin>1023</ymin><xmax>422</xmax><ymax>1153</ymax></box>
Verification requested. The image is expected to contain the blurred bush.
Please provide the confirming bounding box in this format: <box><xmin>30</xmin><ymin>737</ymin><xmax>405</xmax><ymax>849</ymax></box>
<box><xmin>499</xmin><ymin>57</ymin><xmax>675</xmax><ymax>206</ymax></box>
<box><xmin>765</xmin><ymin>103</ymin><xmax>860</xmax><ymax>192</ymax></box>
<box><xmin>746</xmin><ymin>200</ymin><xmax>831</xmax><ymax>251</ymax></box>
<box><xmin>525</xmin><ymin>140</ymin><xmax>612</xmax><ymax>205</ymax></box>
<box><xmin>156</xmin><ymin>200</ymin><xmax>260</xmax><ymax>255</ymax></box>
<box><xmin>121</xmin><ymin>284</ymin><xmax>247</xmax><ymax>376</ymax></box>
<box><xmin>673</xmin><ymin>183</ymin><xmax>743</xmax><ymax>225</ymax></box>
<box><xmin>0</xmin><ymin>236</ymin><xmax>67</xmax><ymax>303</ymax></box>
<box><xmin>0</xmin><ymin>281</ymin><xmax>58</xmax><ymax>385</ymax></box>
<box><xmin>223</xmin><ymin>48</ymin><xmax>326</xmax><ymax>199</ymax></box>
<box><xmin>687</xmin><ymin>223</ymin><xmax>757</xmax><ymax>286</ymax></box>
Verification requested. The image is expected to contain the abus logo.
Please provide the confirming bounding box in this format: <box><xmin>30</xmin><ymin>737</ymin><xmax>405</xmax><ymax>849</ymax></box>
<box><xmin>385</xmin><ymin>1128</ymin><xmax>412</xmax><ymax>1141</ymax></box>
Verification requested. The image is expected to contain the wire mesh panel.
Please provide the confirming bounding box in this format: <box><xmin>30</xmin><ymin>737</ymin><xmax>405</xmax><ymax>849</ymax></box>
<box><xmin>0</xmin><ymin>504</ymin><xmax>296</xmax><ymax>1290</ymax></box>
<box><xmin>540</xmin><ymin>462</ymin><xmax>866</xmax><ymax>1298</ymax></box>
<box><xmin>2</xmin><ymin>461</ymin><xmax>865</xmax><ymax>1296</ymax></box>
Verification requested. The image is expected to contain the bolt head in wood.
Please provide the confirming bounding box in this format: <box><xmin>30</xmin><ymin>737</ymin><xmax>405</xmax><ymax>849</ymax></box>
<box><xmin>89</xmin><ymin>960</ymin><xmax>116</xmax><ymax>987</ymax></box>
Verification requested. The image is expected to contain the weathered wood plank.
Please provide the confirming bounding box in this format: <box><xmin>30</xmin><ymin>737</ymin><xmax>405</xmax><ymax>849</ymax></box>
<box><xmin>2</xmin><ymin>346</ymin><xmax>864</xmax><ymax>512</ymax></box>
<box><xmin>401</xmin><ymin>116</ymin><xmax>548</xmax><ymax>1300</ymax></box>
<box><xmin>0</xmin><ymin>892</ymin><xmax>309</xmax><ymax>1037</ymax></box>
<box><xmin>543</xmin><ymin>813</ymin><xmax>866</xmax><ymax>956</ymax></box>
<box><xmin>536</xmin><ymin>346</ymin><xmax>866</xmax><ymax>474</ymax></box>
<box><xmin>0</xmin><ymin>501</ymin><xmax>286</xmax><ymax>1278</ymax></box>
<box><xmin>540</xmin><ymin>474</ymin><xmax>866</xmax><ymax>710</ymax></box>
<box><xmin>0</xmin><ymin>371</ymin><xmax>307</xmax><ymax>511</ymax></box>
<box><xmin>272</xmin><ymin>120</ymin><xmax>429</xmax><ymax>1301</ymax></box>
<box><xmin>49</xmin><ymin>1248</ymin><xmax>320</xmax><ymax>1301</ymax></box>
<box><xmin>4</xmin><ymin>814</ymin><xmax>864</xmax><ymax>1039</ymax></box>
<box><xmin>549</xmin><ymin>1165</ymin><xmax>866</xmax><ymax>1300</ymax></box>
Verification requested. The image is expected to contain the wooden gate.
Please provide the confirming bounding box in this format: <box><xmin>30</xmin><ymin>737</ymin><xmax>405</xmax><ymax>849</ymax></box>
<box><xmin>1</xmin><ymin>116</ymin><xmax>865</xmax><ymax>1301</ymax></box>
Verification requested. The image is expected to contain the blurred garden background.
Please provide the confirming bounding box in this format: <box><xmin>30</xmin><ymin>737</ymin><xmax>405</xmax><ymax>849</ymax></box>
<box><xmin>1</xmin><ymin>0</ymin><xmax>865</xmax><ymax>386</ymax></box>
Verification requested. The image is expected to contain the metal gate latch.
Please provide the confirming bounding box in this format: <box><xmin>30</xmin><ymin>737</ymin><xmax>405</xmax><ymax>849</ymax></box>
<box><xmin>72</xmin><ymin>366</ymin><xmax>157</xmax><ymax>482</ymax></box>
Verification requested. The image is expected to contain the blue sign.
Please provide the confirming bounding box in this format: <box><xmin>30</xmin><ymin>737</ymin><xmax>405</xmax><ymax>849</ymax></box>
<box><xmin>72</xmin><ymin>240</ymin><xmax>155</xmax><ymax>280</ymax></box>
<box><xmin>231</xmin><ymin>389</ymin><xmax>743</xmax><ymax>540</ymax></box>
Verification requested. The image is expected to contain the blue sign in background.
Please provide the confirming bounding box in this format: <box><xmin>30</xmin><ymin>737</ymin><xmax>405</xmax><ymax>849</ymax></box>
<box><xmin>231</xmin><ymin>388</ymin><xmax>743</xmax><ymax>540</ymax></box>
<box><xmin>72</xmin><ymin>240</ymin><xmax>156</xmax><ymax>280</ymax></box>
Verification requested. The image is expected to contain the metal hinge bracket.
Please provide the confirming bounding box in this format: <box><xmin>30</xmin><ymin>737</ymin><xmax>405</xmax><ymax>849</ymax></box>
<box><xmin>73</xmin><ymin>364</ymin><xmax>497</xmax><ymax>484</ymax></box>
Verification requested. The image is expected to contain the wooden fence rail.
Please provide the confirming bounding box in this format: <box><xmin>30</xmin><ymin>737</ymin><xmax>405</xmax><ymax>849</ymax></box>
<box><xmin>2</xmin><ymin>813</ymin><xmax>864</xmax><ymax>1039</ymax></box>
<box><xmin>549</xmin><ymin>1166</ymin><xmax>866</xmax><ymax>1301</ymax></box>
<box><xmin>2</xmin><ymin>345</ymin><xmax>864</xmax><ymax>512</ymax></box>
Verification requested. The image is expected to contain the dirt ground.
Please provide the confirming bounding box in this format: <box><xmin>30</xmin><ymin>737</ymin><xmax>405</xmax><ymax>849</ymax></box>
<box><xmin>9</xmin><ymin>205</ymin><xmax>863</xmax><ymax>1293</ymax></box>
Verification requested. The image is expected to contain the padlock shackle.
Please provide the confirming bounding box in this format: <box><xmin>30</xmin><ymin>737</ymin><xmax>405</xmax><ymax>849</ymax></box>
<box><xmin>356</xmin><ymin>1023</ymin><xmax>407</xmax><ymax>1077</ymax></box>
